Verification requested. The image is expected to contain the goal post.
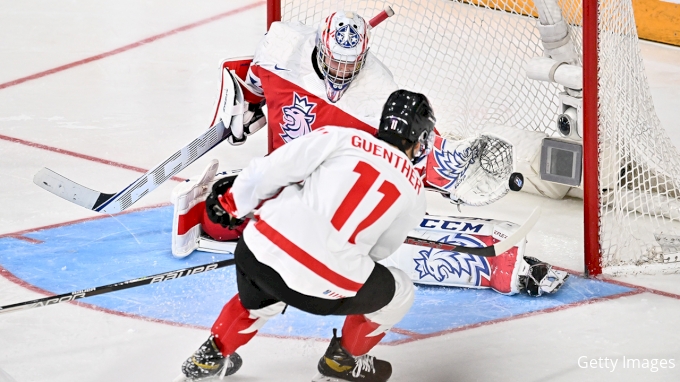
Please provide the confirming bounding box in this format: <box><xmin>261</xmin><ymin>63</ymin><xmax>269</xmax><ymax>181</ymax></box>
<box><xmin>582</xmin><ymin>0</ymin><xmax>600</xmax><ymax>276</ymax></box>
<box><xmin>266</xmin><ymin>0</ymin><xmax>680</xmax><ymax>276</ymax></box>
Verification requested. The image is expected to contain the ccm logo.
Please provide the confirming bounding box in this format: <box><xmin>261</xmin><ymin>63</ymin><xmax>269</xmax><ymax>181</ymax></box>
<box><xmin>420</xmin><ymin>218</ymin><xmax>483</xmax><ymax>233</ymax></box>
<box><xmin>150</xmin><ymin>264</ymin><xmax>219</xmax><ymax>284</ymax></box>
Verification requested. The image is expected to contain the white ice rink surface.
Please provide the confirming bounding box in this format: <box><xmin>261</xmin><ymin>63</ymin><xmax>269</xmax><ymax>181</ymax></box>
<box><xmin>1</xmin><ymin>1</ymin><xmax>679</xmax><ymax>381</ymax></box>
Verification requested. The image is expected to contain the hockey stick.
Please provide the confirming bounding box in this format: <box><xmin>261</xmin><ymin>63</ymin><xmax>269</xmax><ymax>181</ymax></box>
<box><xmin>0</xmin><ymin>207</ymin><xmax>538</xmax><ymax>314</ymax></box>
<box><xmin>33</xmin><ymin>120</ymin><xmax>234</xmax><ymax>214</ymax></box>
<box><xmin>404</xmin><ymin>206</ymin><xmax>542</xmax><ymax>257</ymax></box>
<box><xmin>368</xmin><ymin>6</ymin><xmax>395</xmax><ymax>29</ymax></box>
<box><xmin>0</xmin><ymin>258</ymin><xmax>235</xmax><ymax>315</ymax></box>
<box><xmin>32</xmin><ymin>10</ymin><xmax>395</xmax><ymax>215</ymax></box>
<box><xmin>33</xmin><ymin>58</ymin><xmax>243</xmax><ymax>215</ymax></box>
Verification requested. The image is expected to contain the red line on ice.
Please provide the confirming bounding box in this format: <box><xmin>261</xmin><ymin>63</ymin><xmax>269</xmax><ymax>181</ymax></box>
<box><xmin>384</xmin><ymin>289</ymin><xmax>647</xmax><ymax>346</ymax></box>
<box><xmin>0</xmin><ymin>3</ymin><xmax>265</xmax><ymax>176</ymax></box>
<box><xmin>554</xmin><ymin>265</ymin><xmax>680</xmax><ymax>301</ymax></box>
<box><xmin>0</xmin><ymin>202</ymin><xmax>171</xmax><ymax>243</ymax></box>
<box><xmin>0</xmin><ymin>1</ymin><xmax>265</xmax><ymax>90</ymax></box>
<box><xmin>0</xmin><ymin>134</ymin><xmax>184</xmax><ymax>181</ymax></box>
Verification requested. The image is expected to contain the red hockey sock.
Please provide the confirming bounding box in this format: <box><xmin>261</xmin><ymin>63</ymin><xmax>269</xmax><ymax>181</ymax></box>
<box><xmin>210</xmin><ymin>295</ymin><xmax>259</xmax><ymax>356</ymax></box>
<box><xmin>340</xmin><ymin>315</ymin><xmax>386</xmax><ymax>356</ymax></box>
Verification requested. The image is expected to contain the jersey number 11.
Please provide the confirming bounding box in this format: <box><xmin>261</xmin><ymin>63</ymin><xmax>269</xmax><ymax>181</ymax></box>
<box><xmin>331</xmin><ymin>161</ymin><xmax>401</xmax><ymax>244</ymax></box>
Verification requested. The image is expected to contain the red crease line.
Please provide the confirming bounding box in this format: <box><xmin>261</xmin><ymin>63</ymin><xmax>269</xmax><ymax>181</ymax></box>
<box><xmin>7</xmin><ymin>235</ymin><xmax>43</xmax><ymax>244</ymax></box>
<box><xmin>597</xmin><ymin>277</ymin><xmax>680</xmax><ymax>300</ymax></box>
<box><xmin>553</xmin><ymin>265</ymin><xmax>680</xmax><ymax>301</ymax></box>
<box><xmin>0</xmin><ymin>202</ymin><xmax>171</xmax><ymax>241</ymax></box>
<box><xmin>385</xmin><ymin>289</ymin><xmax>645</xmax><ymax>346</ymax></box>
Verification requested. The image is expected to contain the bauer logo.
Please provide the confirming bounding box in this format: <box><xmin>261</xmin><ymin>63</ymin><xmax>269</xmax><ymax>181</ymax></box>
<box><xmin>280</xmin><ymin>93</ymin><xmax>317</xmax><ymax>143</ymax></box>
<box><xmin>414</xmin><ymin>234</ymin><xmax>491</xmax><ymax>285</ymax></box>
<box><xmin>334</xmin><ymin>24</ymin><xmax>361</xmax><ymax>48</ymax></box>
<box><xmin>150</xmin><ymin>264</ymin><xmax>219</xmax><ymax>284</ymax></box>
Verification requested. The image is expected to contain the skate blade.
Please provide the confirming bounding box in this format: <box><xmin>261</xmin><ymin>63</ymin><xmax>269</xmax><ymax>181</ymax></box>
<box><xmin>311</xmin><ymin>372</ymin><xmax>350</xmax><ymax>382</ymax></box>
<box><xmin>172</xmin><ymin>374</ymin><xmax>190</xmax><ymax>382</ymax></box>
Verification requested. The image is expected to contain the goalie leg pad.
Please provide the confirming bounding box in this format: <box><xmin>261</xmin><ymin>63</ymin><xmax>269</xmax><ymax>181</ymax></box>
<box><xmin>171</xmin><ymin>160</ymin><xmax>220</xmax><ymax>258</ymax></box>
<box><xmin>171</xmin><ymin>161</ymin><xmax>245</xmax><ymax>258</ymax></box>
<box><xmin>382</xmin><ymin>215</ymin><xmax>528</xmax><ymax>295</ymax></box>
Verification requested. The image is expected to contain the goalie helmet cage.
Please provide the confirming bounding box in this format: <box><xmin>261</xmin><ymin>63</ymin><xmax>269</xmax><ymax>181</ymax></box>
<box><xmin>266</xmin><ymin>0</ymin><xmax>680</xmax><ymax>276</ymax></box>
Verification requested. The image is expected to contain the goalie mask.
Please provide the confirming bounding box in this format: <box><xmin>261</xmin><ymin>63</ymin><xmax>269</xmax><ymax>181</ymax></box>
<box><xmin>316</xmin><ymin>11</ymin><xmax>370</xmax><ymax>103</ymax></box>
<box><xmin>378</xmin><ymin>90</ymin><xmax>436</xmax><ymax>164</ymax></box>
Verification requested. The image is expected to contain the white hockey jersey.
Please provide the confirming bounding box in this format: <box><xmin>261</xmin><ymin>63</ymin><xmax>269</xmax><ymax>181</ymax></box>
<box><xmin>245</xmin><ymin>21</ymin><xmax>398</xmax><ymax>150</ymax></box>
<box><xmin>225</xmin><ymin>126</ymin><xmax>426</xmax><ymax>299</ymax></box>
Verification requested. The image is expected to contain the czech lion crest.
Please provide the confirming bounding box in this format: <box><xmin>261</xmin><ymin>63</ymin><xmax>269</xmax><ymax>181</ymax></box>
<box><xmin>414</xmin><ymin>233</ymin><xmax>491</xmax><ymax>285</ymax></box>
<box><xmin>280</xmin><ymin>93</ymin><xmax>317</xmax><ymax>143</ymax></box>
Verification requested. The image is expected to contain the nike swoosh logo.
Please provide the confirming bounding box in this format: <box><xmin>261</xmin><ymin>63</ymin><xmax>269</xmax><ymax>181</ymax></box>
<box><xmin>274</xmin><ymin>64</ymin><xmax>290</xmax><ymax>71</ymax></box>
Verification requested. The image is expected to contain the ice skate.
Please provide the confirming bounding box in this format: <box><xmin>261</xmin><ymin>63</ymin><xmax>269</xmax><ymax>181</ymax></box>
<box><xmin>173</xmin><ymin>336</ymin><xmax>242</xmax><ymax>381</ymax></box>
<box><xmin>312</xmin><ymin>329</ymin><xmax>392</xmax><ymax>382</ymax></box>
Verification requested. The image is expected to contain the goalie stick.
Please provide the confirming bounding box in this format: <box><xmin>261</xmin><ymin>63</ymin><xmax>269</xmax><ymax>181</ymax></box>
<box><xmin>33</xmin><ymin>61</ymin><xmax>243</xmax><ymax>215</ymax></box>
<box><xmin>0</xmin><ymin>208</ymin><xmax>540</xmax><ymax>315</ymax></box>
<box><xmin>32</xmin><ymin>8</ymin><xmax>395</xmax><ymax>214</ymax></box>
<box><xmin>405</xmin><ymin>206</ymin><xmax>542</xmax><ymax>257</ymax></box>
<box><xmin>33</xmin><ymin>120</ymin><xmax>234</xmax><ymax>214</ymax></box>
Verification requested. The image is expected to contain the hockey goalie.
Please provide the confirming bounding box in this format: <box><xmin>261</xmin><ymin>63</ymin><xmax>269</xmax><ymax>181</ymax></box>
<box><xmin>170</xmin><ymin>10</ymin><xmax>567</xmax><ymax>297</ymax></box>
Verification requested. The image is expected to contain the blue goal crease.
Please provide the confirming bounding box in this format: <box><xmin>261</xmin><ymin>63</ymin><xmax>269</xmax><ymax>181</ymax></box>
<box><xmin>0</xmin><ymin>206</ymin><xmax>634</xmax><ymax>343</ymax></box>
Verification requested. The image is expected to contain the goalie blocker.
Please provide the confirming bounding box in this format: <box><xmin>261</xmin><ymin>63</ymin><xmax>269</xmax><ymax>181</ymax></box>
<box><xmin>172</xmin><ymin>161</ymin><xmax>567</xmax><ymax>297</ymax></box>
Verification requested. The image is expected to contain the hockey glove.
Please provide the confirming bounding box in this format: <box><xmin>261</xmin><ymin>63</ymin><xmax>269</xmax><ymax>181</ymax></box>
<box><xmin>243</xmin><ymin>100</ymin><xmax>266</xmax><ymax>135</ymax></box>
<box><xmin>228</xmin><ymin>101</ymin><xmax>266</xmax><ymax>145</ymax></box>
<box><xmin>205</xmin><ymin>175</ymin><xmax>245</xmax><ymax>229</ymax></box>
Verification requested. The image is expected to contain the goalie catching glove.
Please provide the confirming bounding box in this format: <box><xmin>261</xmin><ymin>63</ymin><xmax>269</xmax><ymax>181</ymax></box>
<box><xmin>228</xmin><ymin>99</ymin><xmax>267</xmax><ymax>146</ymax></box>
<box><xmin>210</xmin><ymin>57</ymin><xmax>267</xmax><ymax>146</ymax></box>
<box><xmin>425</xmin><ymin>133</ymin><xmax>522</xmax><ymax>206</ymax></box>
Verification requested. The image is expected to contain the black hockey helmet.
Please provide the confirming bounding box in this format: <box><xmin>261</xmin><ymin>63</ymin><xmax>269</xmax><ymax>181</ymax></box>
<box><xmin>377</xmin><ymin>90</ymin><xmax>436</xmax><ymax>164</ymax></box>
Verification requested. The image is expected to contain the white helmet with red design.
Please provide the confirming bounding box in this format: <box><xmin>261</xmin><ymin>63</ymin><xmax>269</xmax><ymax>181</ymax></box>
<box><xmin>316</xmin><ymin>11</ymin><xmax>370</xmax><ymax>103</ymax></box>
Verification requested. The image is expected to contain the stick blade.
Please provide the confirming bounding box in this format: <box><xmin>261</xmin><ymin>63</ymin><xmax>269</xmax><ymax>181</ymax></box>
<box><xmin>33</xmin><ymin>168</ymin><xmax>113</xmax><ymax>211</ymax></box>
<box><xmin>493</xmin><ymin>206</ymin><xmax>542</xmax><ymax>255</ymax></box>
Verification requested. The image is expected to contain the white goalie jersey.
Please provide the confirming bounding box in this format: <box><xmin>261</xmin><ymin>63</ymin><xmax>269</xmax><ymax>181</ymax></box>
<box><xmin>245</xmin><ymin>21</ymin><xmax>398</xmax><ymax>150</ymax></box>
<box><xmin>223</xmin><ymin>126</ymin><xmax>426</xmax><ymax>299</ymax></box>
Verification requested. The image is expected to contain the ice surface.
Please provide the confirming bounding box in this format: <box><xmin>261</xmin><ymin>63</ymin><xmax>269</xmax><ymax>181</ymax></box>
<box><xmin>0</xmin><ymin>1</ymin><xmax>679</xmax><ymax>381</ymax></box>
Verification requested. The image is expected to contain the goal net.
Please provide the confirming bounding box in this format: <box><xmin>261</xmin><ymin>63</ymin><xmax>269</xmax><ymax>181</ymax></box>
<box><xmin>270</xmin><ymin>0</ymin><xmax>680</xmax><ymax>274</ymax></box>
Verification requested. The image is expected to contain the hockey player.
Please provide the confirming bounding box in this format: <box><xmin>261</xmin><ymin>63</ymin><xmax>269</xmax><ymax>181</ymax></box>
<box><xmin>222</xmin><ymin>10</ymin><xmax>396</xmax><ymax>148</ymax></box>
<box><xmin>189</xmin><ymin>10</ymin><xmax>402</xmax><ymax>245</ymax></box>
<box><xmin>174</xmin><ymin>90</ymin><xmax>435</xmax><ymax>382</ymax></box>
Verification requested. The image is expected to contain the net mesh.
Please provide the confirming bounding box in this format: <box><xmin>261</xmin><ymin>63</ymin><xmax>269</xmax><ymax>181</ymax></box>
<box><xmin>277</xmin><ymin>0</ymin><xmax>680</xmax><ymax>271</ymax></box>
